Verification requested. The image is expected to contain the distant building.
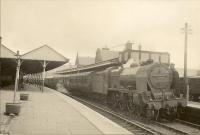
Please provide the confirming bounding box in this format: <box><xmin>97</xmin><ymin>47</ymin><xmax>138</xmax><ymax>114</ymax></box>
<box><xmin>75</xmin><ymin>53</ymin><xmax>95</xmax><ymax>67</ymax></box>
<box><xmin>119</xmin><ymin>42</ymin><xmax>170</xmax><ymax>65</ymax></box>
<box><xmin>95</xmin><ymin>47</ymin><xmax>119</xmax><ymax>63</ymax></box>
<box><xmin>56</xmin><ymin>41</ymin><xmax>173</xmax><ymax>75</ymax></box>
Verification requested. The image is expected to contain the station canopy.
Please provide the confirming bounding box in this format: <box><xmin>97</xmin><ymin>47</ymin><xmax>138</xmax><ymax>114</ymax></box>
<box><xmin>0</xmin><ymin>44</ymin><xmax>17</xmax><ymax>59</ymax></box>
<box><xmin>20</xmin><ymin>45</ymin><xmax>69</xmax><ymax>74</ymax></box>
<box><xmin>0</xmin><ymin>44</ymin><xmax>69</xmax><ymax>74</ymax></box>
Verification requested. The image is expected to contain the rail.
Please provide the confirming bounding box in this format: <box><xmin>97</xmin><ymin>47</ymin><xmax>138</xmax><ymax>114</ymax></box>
<box><xmin>68</xmin><ymin>94</ymin><xmax>158</xmax><ymax>135</ymax></box>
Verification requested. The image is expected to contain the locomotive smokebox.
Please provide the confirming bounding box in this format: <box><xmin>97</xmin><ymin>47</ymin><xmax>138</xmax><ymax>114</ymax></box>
<box><xmin>119</xmin><ymin>63</ymin><xmax>172</xmax><ymax>92</ymax></box>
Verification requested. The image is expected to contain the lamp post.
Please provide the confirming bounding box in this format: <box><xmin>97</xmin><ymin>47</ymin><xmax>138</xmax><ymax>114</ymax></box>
<box><xmin>42</xmin><ymin>60</ymin><xmax>46</xmax><ymax>92</ymax></box>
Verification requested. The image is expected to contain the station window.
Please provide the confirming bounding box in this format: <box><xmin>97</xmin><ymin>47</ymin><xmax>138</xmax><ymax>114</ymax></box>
<box><xmin>161</xmin><ymin>54</ymin><xmax>169</xmax><ymax>64</ymax></box>
<box><xmin>141</xmin><ymin>53</ymin><xmax>149</xmax><ymax>62</ymax></box>
<box><xmin>131</xmin><ymin>52</ymin><xmax>139</xmax><ymax>62</ymax></box>
<box><xmin>150</xmin><ymin>53</ymin><xmax>159</xmax><ymax>62</ymax></box>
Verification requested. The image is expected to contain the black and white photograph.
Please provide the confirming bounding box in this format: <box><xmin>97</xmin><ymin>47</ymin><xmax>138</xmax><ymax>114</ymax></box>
<box><xmin>0</xmin><ymin>0</ymin><xmax>200</xmax><ymax>134</ymax></box>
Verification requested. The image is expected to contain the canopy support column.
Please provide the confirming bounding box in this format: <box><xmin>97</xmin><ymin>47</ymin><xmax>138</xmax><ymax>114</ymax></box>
<box><xmin>42</xmin><ymin>60</ymin><xmax>46</xmax><ymax>92</ymax></box>
<box><xmin>41</xmin><ymin>60</ymin><xmax>49</xmax><ymax>92</ymax></box>
<box><xmin>14</xmin><ymin>51</ymin><xmax>21</xmax><ymax>102</ymax></box>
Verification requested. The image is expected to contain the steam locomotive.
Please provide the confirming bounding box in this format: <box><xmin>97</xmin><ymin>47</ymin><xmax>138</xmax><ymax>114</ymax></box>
<box><xmin>44</xmin><ymin>60</ymin><xmax>187</xmax><ymax>120</ymax></box>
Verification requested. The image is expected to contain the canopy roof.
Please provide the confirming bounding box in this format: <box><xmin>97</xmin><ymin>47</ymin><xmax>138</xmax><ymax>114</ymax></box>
<box><xmin>0</xmin><ymin>44</ymin><xmax>17</xmax><ymax>81</ymax></box>
<box><xmin>0</xmin><ymin>44</ymin><xmax>69</xmax><ymax>74</ymax></box>
<box><xmin>21</xmin><ymin>45</ymin><xmax>68</xmax><ymax>62</ymax></box>
<box><xmin>57</xmin><ymin>58</ymin><xmax>119</xmax><ymax>74</ymax></box>
<box><xmin>21</xmin><ymin>60</ymin><xmax>67</xmax><ymax>74</ymax></box>
<box><xmin>0</xmin><ymin>44</ymin><xmax>16</xmax><ymax>59</ymax></box>
<box><xmin>21</xmin><ymin>45</ymin><xmax>69</xmax><ymax>74</ymax></box>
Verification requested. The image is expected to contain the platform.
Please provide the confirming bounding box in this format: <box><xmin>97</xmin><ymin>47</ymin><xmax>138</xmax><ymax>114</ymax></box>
<box><xmin>185</xmin><ymin>101</ymin><xmax>200</xmax><ymax>124</ymax></box>
<box><xmin>0</xmin><ymin>85</ymin><xmax>132</xmax><ymax>135</ymax></box>
<box><xmin>187</xmin><ymin>101</ymin><xmax>200</xmax><ymax>109</ymax></box>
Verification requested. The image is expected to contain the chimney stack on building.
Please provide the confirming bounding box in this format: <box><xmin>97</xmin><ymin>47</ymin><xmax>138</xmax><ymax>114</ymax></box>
<box><xmin>124</xmin><ymin>41</ymin><xmax>132</xmax><ymax>51</ymax></box>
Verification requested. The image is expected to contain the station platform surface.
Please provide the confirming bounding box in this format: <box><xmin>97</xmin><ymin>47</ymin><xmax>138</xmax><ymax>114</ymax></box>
<box><xmin>0</xmin><ymin>85</ymin><xmax>132</xmax><ymax>135</ymax></box>
<box><xmin>187</xmin><ymin>101</ymin><xmax>200</xmax><ymax>109</ymax></box>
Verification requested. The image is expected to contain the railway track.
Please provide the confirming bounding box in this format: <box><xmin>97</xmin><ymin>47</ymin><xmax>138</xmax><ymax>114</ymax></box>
<box><xmin>68</xmin><ymin>94</ymin><xmax>158</xmax><ymax>135</ymax></box>
<box><xmin>175</xmin><ymin>119</ymin><xmax>200</xmax><ymax>130</ymax></box>
<box><xmin>66</xmin><ymin>93</ymin><xmax>200</xmax><ymax>135</ymax></box>
<box><xmin>152</xmin><ymin>121</ymin><xmax>190</xmax><ymax>135</ymax></box>
<box><xmin>150</xmin><ymin>117</ymin><xmax>200</xmax><ymax>135</ymax></box>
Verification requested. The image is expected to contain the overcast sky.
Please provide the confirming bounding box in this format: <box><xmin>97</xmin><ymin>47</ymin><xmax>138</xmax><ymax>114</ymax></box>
<box><xmin>1</xmin><ymin>0</ymin><xmax>200</xmax><ymax>69</ymax></box>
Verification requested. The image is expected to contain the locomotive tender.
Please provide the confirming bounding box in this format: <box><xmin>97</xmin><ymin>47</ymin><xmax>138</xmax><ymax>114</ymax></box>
<box><xmin>44</xmin><ymin>60</ymin><xmax>187</xmax><ymax>120</ymax></box>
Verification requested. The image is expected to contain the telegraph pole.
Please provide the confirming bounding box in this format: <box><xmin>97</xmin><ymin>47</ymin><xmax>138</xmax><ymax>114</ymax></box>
<box><xmin>182</xmin><ymin>22</ymin><xmax>192</xmax><ymax>101</ymax></box>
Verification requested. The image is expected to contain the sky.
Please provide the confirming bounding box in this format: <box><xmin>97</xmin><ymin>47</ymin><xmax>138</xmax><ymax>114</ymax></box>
<box><xmin>1</xmin><ymin>0</ymin><xmax>200</xmax><ymax>69</ymax></box>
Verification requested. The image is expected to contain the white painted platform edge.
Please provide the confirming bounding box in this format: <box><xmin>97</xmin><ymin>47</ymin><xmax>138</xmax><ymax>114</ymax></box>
<box><xmin>187</xmin><ymin>101</ymin><xmax>200</xmax><ymax>109</ymax></box>
<box><xmin>50</xmin><ymin>89</ymin><xmax>133</xmax><ymax>135</ymax></box>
